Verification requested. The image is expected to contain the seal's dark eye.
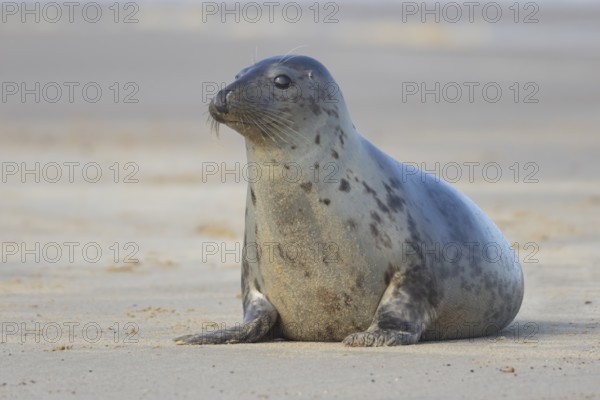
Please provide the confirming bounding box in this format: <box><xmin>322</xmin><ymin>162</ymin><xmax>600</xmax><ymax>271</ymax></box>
<box><xmin>274</xmin><ymin>75</ymin><xmax>292</xmax><ymax>89</ymax></box>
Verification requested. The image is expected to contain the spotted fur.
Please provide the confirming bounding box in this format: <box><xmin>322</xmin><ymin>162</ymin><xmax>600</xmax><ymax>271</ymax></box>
<box><xmin>175</xmin><ymin>55</ymin><xmax>524</xmax><ymax>347</ymax></box>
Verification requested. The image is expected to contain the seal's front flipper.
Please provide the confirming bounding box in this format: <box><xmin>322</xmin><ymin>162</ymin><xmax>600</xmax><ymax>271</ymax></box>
<box><xmin>174</xmin><ymin>290</ymin><xmax>277</xmax><ymax>345</ymax></box>
<box><xmin>343</xmin><ymin>270</ymin><xmax>436</xmax><ymax>347</ymax></box>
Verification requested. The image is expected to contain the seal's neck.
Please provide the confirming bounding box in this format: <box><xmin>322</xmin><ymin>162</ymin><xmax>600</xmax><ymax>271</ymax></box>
<box><xmin>244</xmin><ymin>115</ymin><xmax>357</xmax><ymax>165</ymax></box>
<box><xmin>243</xmin><ymin>114</ymin><xmax>363</xmax><ymax>195</ymax></box>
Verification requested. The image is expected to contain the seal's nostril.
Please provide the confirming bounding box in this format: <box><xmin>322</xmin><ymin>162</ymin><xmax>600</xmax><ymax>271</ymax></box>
<box><xmin>213</xmin><ymin>89</ymin><xmax>231</xmax><ymax>114</ymax></box>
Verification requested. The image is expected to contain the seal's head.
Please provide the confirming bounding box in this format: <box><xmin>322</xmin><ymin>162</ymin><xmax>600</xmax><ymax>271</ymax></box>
<box><xmin>209</xmin><ymin>55</ymin><xmax>350</xmax><ymax>147</ymax></box>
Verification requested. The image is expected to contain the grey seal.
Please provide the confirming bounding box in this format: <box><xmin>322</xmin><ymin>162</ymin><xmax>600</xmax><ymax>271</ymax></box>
<box><xmin>175</xmin><ymin>55</ymin><xmax>524</xmax><ymax>346</ymax></box>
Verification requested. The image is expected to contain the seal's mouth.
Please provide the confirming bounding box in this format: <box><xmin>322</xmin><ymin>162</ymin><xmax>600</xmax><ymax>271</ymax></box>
<box><xmin>208</xmin><ymin>103</ymin><xmax>246</xmax><ymax>127</ymax></box>
<box><xmin>208</xmin><ymin>102</ymin><xmax>228</xmax><ymax>123</ymax></box>
<box><xmin>208</xmin><ymin>89</ymin><xmax>300</xmax><ymax>144</ymax></box>
<box><xmin>209</xmin><ymin>101</ymin><xmax>277</xmax><ymax>129</ymax></box>
<box><xmin>207</xmin><ymin>102</ymin><xmax>254</xmax><ymax>139</ymax></box>
<box><xmin>209</xmin><ymin>88</ymin><xmax>235</xmax><ymax>122</ymax></box>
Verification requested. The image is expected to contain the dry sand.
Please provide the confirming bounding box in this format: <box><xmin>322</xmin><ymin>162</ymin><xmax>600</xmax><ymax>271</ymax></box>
<box><xmin>1</xmin><ymin>2</ymin><xmax>599</xmax><ymax>399</ymax></box>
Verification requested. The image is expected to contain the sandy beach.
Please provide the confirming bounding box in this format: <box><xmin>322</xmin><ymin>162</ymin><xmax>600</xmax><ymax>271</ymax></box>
<box><xmin>1</xmin><ymin>2</ymin><xmax>600</xmax><ymax>399</ymax></box>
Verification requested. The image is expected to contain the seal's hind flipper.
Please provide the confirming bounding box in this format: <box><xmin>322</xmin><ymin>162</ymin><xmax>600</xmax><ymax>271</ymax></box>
<box><xmin>342</xmin><ymin>269</ymin><xmax>436</xmax><ymax>347</ymax></box>
<box><xmin>174</xmin><ymin>290</ymin><xmax>277</xmax><ymax>345</ymax></box>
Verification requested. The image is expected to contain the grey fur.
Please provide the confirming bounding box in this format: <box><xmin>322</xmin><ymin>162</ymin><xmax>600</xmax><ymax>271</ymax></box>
<box><xmin>174</xmin><ymin>55</ymin><xmax>524</xmax><ymax>347</ymax></box>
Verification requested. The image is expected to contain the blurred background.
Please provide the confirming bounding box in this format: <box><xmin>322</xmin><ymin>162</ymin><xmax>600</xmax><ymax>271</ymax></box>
<box><xmin>2</xmin><ymin>0</ymin><xmax>599</xmax><ymax>269</ymax></box>
<box><xmin>1</xmin><ymin>1</ymin><xmax>600</xmax><ymax>397</ymax></box>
